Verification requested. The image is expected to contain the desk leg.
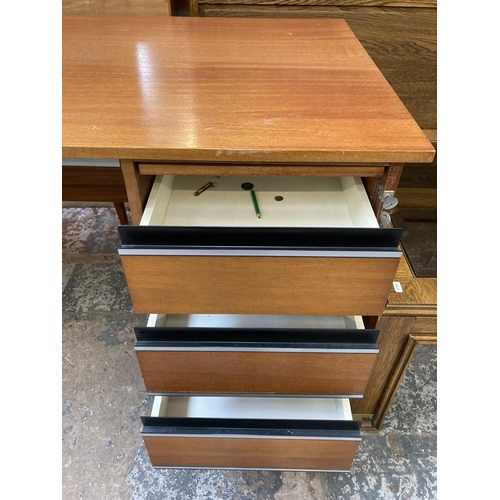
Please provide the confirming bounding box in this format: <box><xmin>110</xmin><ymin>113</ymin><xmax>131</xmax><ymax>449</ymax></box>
<box><xmin>113</xmin><ymin>202</ymin><xmax>129</xmax><ymax>225</ymax></box>
<box><xmin>120</xmin><ymin>160</ymin><xmax>155</xmax><ymax>225</ymax></box>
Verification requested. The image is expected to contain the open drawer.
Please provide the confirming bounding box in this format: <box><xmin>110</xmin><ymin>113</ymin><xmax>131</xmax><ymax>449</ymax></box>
<box><xmin>119</xmin><ymin>175</ymin><xmax>402</xmax><ymax>316</ymax></box>
<box><xmin>142</xmin><ymin>395</ymin><xmax>361</xmax><ymax>471</ymax></box>
<box><xmin>136</xmin><ymin>313</ymin><xmax>378</xmax><ymax>397</ymax></box>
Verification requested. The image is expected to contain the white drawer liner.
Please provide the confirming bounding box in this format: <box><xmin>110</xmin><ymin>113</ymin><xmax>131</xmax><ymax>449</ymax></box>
<box><xmin>147</xmin><ymin>313</ymin><xmax>364</xmax><ymax>330</ymax></box>
<box><xmin>141</xmin><ymin>175</ymin><xmax>378</xmax><ymax>228</ymax></box>
<box><xmin>151</xmin><ymin>395</ymin><xmax>352</xmax><ymax>421</ymax></box>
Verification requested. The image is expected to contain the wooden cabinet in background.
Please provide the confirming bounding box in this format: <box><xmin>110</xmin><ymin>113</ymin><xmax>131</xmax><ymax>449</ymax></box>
<box><xmin>353</xmin><ymin>253</ymin><xmax>437</xmax><ymax>429</ymax></box>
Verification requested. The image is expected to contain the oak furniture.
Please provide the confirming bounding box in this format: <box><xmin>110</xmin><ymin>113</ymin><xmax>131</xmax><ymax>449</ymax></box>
<box><xmin>62</xmin><ymin>14</ymin><xmax>435</xmax><ymax>470</ymax></box>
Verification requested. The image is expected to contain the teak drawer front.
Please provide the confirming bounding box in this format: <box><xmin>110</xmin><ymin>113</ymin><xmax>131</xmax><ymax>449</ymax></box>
<box><xmin>135</xmin><ymin>326</ymin><xmax>379</xmax><ymax>396</ymax></box>
<box><xmin>120</xmin><ymin>252</ymin><xmax>399</xmax><ymax>316</ymax></box>
<box><xmin>142</xmin><ymin>430</ymin><xmax>360</xmax><ymax>471</ymax></box>
<box><xmin>142</xmin><ymin>396</ymin><xmax>361</xmax><ymax>471</ymax></box>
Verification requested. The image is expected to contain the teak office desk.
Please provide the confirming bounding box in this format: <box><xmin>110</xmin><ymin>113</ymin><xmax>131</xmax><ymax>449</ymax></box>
<box><xmin>63</xmin><ymin>15</ymin><xmax>435</xmax><ymax>470</ymax></box>
<box><xmin>62</xmin><ymin>15</ymin><xmax>434</xmax><ymax>224</ymax></box>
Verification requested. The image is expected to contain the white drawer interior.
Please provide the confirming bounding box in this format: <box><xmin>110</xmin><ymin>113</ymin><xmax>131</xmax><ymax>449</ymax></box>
<box><xmin>140</xmin><ymin>175</ymin><xmax>378</xmax><ymax>228</ymax></box>
<box><xmin>147</xmin><ymin>313</ymin><xmax>364</xmax><ymax>330</ymax></box>
<box><xmin>151</xmin><ymin>395</ymin><xmax>352</xmax><ymax>421</ymax></box>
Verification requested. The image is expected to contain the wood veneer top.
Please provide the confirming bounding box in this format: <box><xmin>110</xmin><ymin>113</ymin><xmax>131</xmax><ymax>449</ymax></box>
<box><xmin>62</xmin><ymin>15</ymin><xmax>435</xmax><ymax>163</ymax></box>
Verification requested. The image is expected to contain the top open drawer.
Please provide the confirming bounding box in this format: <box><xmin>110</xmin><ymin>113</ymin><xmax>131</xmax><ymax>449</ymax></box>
<box><xmin>140</xmin><ymin>175</ymin><xmax>381</xmax><ymax>228</ymax></box>
<box><xmin>118</xmin><ymin>175</ymin><xmax>402</xmax><ymax>316</ymax></box>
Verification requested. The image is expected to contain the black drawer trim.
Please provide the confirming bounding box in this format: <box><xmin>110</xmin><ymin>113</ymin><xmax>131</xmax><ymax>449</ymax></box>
<box><xmin>134</xmin><ymin>326</ymin><xmax>379</xmax><ymax>351</ymax></box>
<box><xmin>141</xmin><ymin>417</ymin><xmax>361</xmax><ymax>439</ymax></box>
<box><xmin>119</xmin><ymin>226</ymin><xmax>402</xmax><ymax>252</ymax></box>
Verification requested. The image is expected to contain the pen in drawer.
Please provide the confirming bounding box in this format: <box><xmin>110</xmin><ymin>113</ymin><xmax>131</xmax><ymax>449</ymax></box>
<box><xmin>194</xmin><ymin>182</ymin><xmax>214</xmax><ymax>196</ymax></box>
<box><xmin>251</xmin><ymin>189</ymin><xmax>261</xmax><ymax>218</ymax></box>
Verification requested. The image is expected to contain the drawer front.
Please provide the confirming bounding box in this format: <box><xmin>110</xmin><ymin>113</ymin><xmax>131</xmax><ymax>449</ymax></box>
<box><xmin>142</xmin><ymin>431</ymin><xmax>360</xmax><ymax>471</ymax></box>
<box><xmin>120</xmin><ymin>252</ymin><xmax>400</xmax><ymax>316</ymax></box>
<box><xmin>135</xmin><ymin>326</ymin><xmax>379</xmax><ymax>396</ymax></box>
<box><xmin>141</xmin><ymin>396</ymin><xmax>361</xmax><ymax>471</ymax></box>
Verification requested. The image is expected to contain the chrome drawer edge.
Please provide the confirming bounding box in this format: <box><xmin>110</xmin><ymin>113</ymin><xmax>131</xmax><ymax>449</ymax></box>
<box><xmin>134</xmin><ymin>346</ymin><xmax>378</xmax><ymax>353</ymax></box>
<box><xmin>145</xmin><ymin>392</ymin><xmax>366</xmax><ymax>399</ymax></box>
<box><xmin>119</xmin><ymin>248</ymin><xmax>402</xmax><ymax>258</ymax></box>
<box><xmin>149</xmin><ymin>466</ymin><xmax>354</xmax><ymax>472</ymax></box>
<box><xmin>142</xmin><ymin>433</ymin><xmax>361</xmax><ymax>441</ymax></box>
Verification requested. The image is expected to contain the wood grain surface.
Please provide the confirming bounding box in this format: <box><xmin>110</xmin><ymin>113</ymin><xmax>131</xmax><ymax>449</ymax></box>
<box><xmin>350</xmin><ymin>253</ymin><xmax>436</xmax><ymax>427</ymax></box>
<box><xmin>143</xmin><ymin>435</ymin><xmax>360</xmax><ymax>470</ymax></box>
<box><xmin>62</xmin><ymin>15</ymin><xmax>434</xmax><ymax>163</ymax></box>
<box><xmin>196</xmin><ymin>3</ymin><xmax>436</xmax><ymax>130</ymax></box>
<box><xmin>62</xmin><ymin>0</ymin><xmax>171</xmax><ymax>15</ymax></box>
<box><xmin>136</xmin><ymin>350</ymin><xmax>377</xmax><ymax>395</ymax></box>
<box><xmin>62</xmin><ymin>166</ymin><xmax>128</xmax><ymax>202</ymax></box>
<box><xmin>138</xmin><ymin>162</ymin><xmax>386</xmax><ymax>178</ymax></box>
<box><xmin>199</xmin><ymin>0</ymin><xmax>435</xmax><ymax>5</ymax></box>
<box><xmin>120</xmin><ymin>255</ymin><xmax>400</xmax><ymax>316</ymax></box>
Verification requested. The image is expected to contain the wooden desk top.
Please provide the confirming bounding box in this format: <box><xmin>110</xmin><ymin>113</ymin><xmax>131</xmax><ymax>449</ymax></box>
<box><xmin>62</xmin><ymin>15</ymin><xmax>434</xmax><ymax>164</ymax></box>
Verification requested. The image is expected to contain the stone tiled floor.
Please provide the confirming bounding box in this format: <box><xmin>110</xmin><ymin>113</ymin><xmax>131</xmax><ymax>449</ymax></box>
<box><xmin>62</xmin><ymin>203</ymin><xmax>437</xmax><ymax>500</ymax></box>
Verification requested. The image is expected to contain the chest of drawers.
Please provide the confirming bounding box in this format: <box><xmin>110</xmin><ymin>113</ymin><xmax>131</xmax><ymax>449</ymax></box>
<box><xmin>62</xmin><ymin>14</ymin><xmax>435</xmax><ymax>472</ymax></box>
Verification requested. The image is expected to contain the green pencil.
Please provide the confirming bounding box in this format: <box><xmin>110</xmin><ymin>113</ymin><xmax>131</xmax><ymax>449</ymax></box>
<box><xmin>250</xmin><ymin>190</ymin><xmax>261</xmax><ymax>218</ymax></box>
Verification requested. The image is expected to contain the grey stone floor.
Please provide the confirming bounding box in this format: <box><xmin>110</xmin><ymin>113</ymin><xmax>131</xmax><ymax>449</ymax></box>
<box><xmin>62</xmin><ymin>203</ymin><xmax>437</xmax><ymax>500</ymax></box>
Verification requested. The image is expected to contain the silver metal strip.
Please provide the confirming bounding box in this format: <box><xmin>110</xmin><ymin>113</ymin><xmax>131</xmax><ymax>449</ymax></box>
<box><xmin>62</xmin><ymin>157</ymin><xmax>121</xmax><ymax>167</ymax></box>
<box><xmin>142</xmin><ymin>433</ymin><xmax>361</xmax><ymax>441</ymax></box>
<box><xmin>146</xmin><ymin>392</ymin><xmax>364</xmax><ymax>399</ymax></box>
<box><xmin>135</xmin><ymin>347</ymin><xmax>378</xmax><ymax>354</ymax></box>
<box><xmin>151</xmin><ymin>466</ymin><xmax>354</xmax><ymax>472</ymax></box>
<box><xmin>119</xmin><ymin>248</ymin><xmax>401</xmax><ymax>258</ymax></box>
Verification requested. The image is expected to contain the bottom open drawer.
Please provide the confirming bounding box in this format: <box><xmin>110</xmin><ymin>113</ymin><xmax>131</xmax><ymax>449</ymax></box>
<box><xmin>142</xmin><ymin>395</ymin><xmax>361</xmax><ymax>471</ymax></box>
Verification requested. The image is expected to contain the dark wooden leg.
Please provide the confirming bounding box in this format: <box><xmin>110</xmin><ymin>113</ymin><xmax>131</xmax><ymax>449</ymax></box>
<box><xmin>113</xmin><ymin>202</ymin><xmax>129</xmax><ymax>225</ymax></box>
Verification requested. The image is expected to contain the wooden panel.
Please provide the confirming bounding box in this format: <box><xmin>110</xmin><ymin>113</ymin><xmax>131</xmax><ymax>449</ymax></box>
<box><xmin>62</xmin><ymin>16</ymin><xmax>434</xmax><ymax>163</ymax></box>
<box><xmin>197</xmin><ymin>5</ymin><xmax>437</xmax><ymax>130</ymax></box>
<box><xmin>62</xmin><ymin>165</ymin><xmax>127</xmax><ymax>202</ymax></box>
<box><xmin>62</xmin><ymin>0</ymin><xmax>170</xmax><ymax>16</ymax></box>
<box><xmin>396</xmin><ymin>134</ymin><xmax>437</xmax><ymax>209</ymax></box>
<box><xmin>350</xmin><ymin>315</ymin><xmax>414</xmax><ymax>417</ymax></box>
<box><xmin>198</xmin><ymin>0</ymin><xmax>435</xmax><ymax>6</ymax></box>
<box><xmin>412</xmin><ymin>317</ymin><xmax>437</xmax><ymax>334</ymax></box>
<box><xmin>138</xmin><ymin>163</ymin><xmax>386</xmax><ymax>177</ymax></box>
<box><xmin>386</xmin><ymin>277</ymin><xmax>437</xmax><ymax>311</ymax></box>
<box><xmin>143</xmin><ymin>435</ymin><xmax>360</xmax><ymax>470</ymax></box>
<box><xmin>136</xmin><ymin>351</ymin><xmax>378</xmax><ymax>395</ymax></box>
<box><xmin>362</xmin><ymin>327</ymin><xmax>436</xmax><ymax>429</ymax></box>
<box><xmin>351</xmin><ymin>252</ymin><xmax>437</xmax><ymax>428</ymax></box>
<box><xmin>395</xmin><ymin>187</ymin><xmax>437</xmax><ymax>210</ymax></box>
<box><xmin>120</xmin><ymin>255</ymin><xmax>400</xmax><ymax>315</ymax></box>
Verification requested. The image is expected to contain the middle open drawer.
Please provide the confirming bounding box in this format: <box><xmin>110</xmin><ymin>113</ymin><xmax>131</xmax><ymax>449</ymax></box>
<box><xmin>119</xmin><ymin>175</ymin><xmax>402</xmax><ymax>316</ymax></box>
<box><xmin>135</xmin><ymin>313</ymin><xmax>379</xmax><ymax>397</ymax></box>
